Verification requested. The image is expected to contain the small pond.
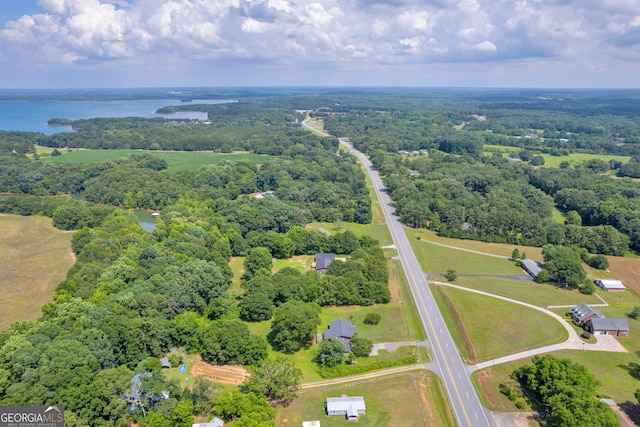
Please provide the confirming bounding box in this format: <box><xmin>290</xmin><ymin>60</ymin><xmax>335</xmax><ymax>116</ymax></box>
<box><xmin>133</xmin><ymin>210</ymin><xmax>158</xmax><ymax>232</ymax></box>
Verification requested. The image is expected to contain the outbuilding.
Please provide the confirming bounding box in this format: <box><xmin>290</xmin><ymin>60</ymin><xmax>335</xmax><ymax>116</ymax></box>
<box><xmin>159</xmin><ymin>357</ymin><xmax>171</xmax><ymax>369</ymax></box>
<box><xmin>325</xmin><ymin>396</ymin><xmax>366</xmax><ymax>420</ymax></box>
<box><xmin>520</xmin><ymin>259</ymin><xmax>543</xmax><ymax>279</ymax></box>
<box><xmin>594</xmin><ymin>279</ymin><xmax>626</xmax><ymax>292</ymax></box>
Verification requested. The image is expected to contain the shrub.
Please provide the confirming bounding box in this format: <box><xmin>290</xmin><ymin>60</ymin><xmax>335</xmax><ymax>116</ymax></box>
<box><xmin>536</xmin><ymin>269</ymin><xmax>550</xmax><ymax>283</ymax></box>
<box><xmin>168</xmin><ymin>354</ymin><xmax>182</xmax><ymax>367</ymax></box>
<box><xmin>446</xmin><ymin>269</ymin><xmax>457</xmax><ymax>281</ymax></box>
<box><xmin>363</xmin><ymin>313</ymin><xmax>381</xmax><ymax>325</ymax></box>
<box><xmin>579</xmin><ymin>281</ymin><xmax>597</xmax><ymax>295</ymax></box>
<box><xmin>628</xmin><ymin>306</ymin><xmax>640</xmax><ymax>320</ymax></box>
<box><xmin>318</xmin><ymin>356</ymin><xmax>416</xmax><ymax>378</ymax></box>
<box><xmin>587</xmin><ymin>254</ymin><xmax>610</xmax><ymax>270</ymax></box>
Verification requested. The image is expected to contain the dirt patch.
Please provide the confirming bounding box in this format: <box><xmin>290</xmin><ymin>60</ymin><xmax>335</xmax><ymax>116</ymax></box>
<box><xmin>191</xmin><ymin>357</ymin><xmax>249</xmax><ymax>385</ymax></box>
<box><xmin>476</xmin><ymin>371</ymin><xmax>497</xmax><ymax>406</ymax></box>
<box><xmin>608</xmin><ymin>256</ymin><xmax>640</xmax><ymax>296</ymax></box>
<box><xmin>435</xmin><ymin>285</ymin><xmax>479</xmax><ymax>363</ymax></box>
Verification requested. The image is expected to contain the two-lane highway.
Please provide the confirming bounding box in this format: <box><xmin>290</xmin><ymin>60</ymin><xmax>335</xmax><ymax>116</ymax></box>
<box><xmin>340</xmin><ymin>139</ymin><xmax>494</xmax><ymax>427</ymax></box>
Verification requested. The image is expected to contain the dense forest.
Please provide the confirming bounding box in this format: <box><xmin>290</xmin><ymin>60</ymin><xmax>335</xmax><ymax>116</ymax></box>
<box><xmin>372</xmin><ymin>150</ymin><xmax>637</xmax><ymax>255</ymax></box>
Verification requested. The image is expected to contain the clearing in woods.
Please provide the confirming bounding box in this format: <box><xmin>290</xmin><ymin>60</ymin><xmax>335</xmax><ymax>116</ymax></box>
<box><xmin>0</xmin><ymin>214</ymin><xmax>75</xmax><ymax>330</ymax></box>
<box><xmin>190</xmin><ymin>356</ymin><xmax>249</xmax><ymax>385</ymax></box>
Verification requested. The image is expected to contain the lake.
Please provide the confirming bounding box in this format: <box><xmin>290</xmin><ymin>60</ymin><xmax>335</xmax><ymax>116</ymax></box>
<box><xmin>0</xmin><ymin>98</ymin><xmax>233</xmax><ymax>134</ymax></box>
<box><xmin>133</xmin><ymin>210</ymin><xmax>158</xmax><ymax>232</ymax></box>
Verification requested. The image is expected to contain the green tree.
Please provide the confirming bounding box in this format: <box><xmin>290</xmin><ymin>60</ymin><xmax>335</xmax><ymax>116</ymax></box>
<box><xmin>189</xmin><ymin>376</ymin><xmax>220</xmax><ymax>414</ymax></box>
<box><xmin>542</xmin><ymin>245</ymin><xmax>587</xmax><ymax>287</ymax></box>
<box><xmin>565</xmin><ymin>210</ymin><xmax>582</xmax><ymax>226</ymax></box>
<box><xmin>628</xmin><ymin>306</ymin><xmax>640</xmax><ymax>320</ymax></box>
<box><xmin>363</xmin><ymin>313</ymin><xmax>381</xmax><ymax>325</ymax></box>
<box><xmin>587</xmin><ymin>254</ymin><xmax>609</xmax><ymax>270</ymax></box>
<box><xmin>446</xmin><ymin>269</ymin><xmax>457</xmax><ymax>281</ymax></box>
<box><xmin>271</xmin><ymin>301</ymin><xmax>321</xmax><ymax>353</ymax></box>
<box><xmin>243</xmin><ymin>247</ymin><xmax>273</xmax><ymax>279</ymax></box>
<box><xmin>201</xmin><ymin>320</ymin><xmax>268</xmax><ymax>365</ymax></box>
<box><xmin>243</xmin><ymin>357</ymin><xmax>302</xmax><ymax>405</ymax></box>
<box><xmin>350</xmin><ymin>335</ymin><xmax>373</xmax><ymax>358</ymax></box>
<box><xmin>536</xmin><ymin>269</ymin><xmax>550</xmax><ymax>283</ymax></box>
<box><xmin>314</xmin><ymin>338</ymin><xmax>345</xmax><ymax>367</ymax></box>
<box><xmin>514</xmin><ymin>354</ymin><xmax>618</xmax><ymax>427</ymax></box>
<box><xmin>511</xmin><ymin>248</ymin><xmax>520</xmax><ymax>260</ymax></box>
<box><xmin>239</xmin><ymin>292</ymin><xmax>275</xmax><ymax>322</ymax></box>
<box><xmin>170</xmin><ymin>400</ymin><xmax>194</xmax><ymax>427</ymax></box>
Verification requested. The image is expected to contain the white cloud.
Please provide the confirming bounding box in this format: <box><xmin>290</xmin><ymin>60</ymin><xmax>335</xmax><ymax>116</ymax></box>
<box><xmin>0</xmin><ymin>0</ymin><xmax>637</xmax><ymax>85</ymax></box>
<box><xmin>473</xmin><ymin>40</ymin><xmax>497</xmax><ymax>51</ymax></box>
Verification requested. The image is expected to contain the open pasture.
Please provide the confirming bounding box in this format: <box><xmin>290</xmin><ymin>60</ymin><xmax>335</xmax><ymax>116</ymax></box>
<box><xmin>41</xmin><ymin>148</ymin><xmax>267</xmax><ymax>172</ymax></box>
<box><xmin>0</xmin><ymin>214</ymin><xmax>75</xmax><ymax>330</ymax></box>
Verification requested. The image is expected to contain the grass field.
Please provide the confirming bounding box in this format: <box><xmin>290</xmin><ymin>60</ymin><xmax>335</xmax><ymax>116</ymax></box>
<box><xmin>277</xmin><ymin>371</ymin><xmax>456</xmax><ymax>427</ymax></box>
<box><xmin>451</xmin><ymin>276</ymin><xmax>602</xmax><ymax>307</ymax></box>
<box><xmin>408</xmin><ymin>228</ymin><xmax>544</xmax><ymax>261</ymax></box>
<box><xmin>482</xmin><ymin>144</ymin><xmax>631</xmax><ymax>168</ymax></box>
<box><xmin>41</xmin><ymin>148</ymin><xmax>268</xmax><ymax>172</ymax></box>
<box><xmin>432</xmin><ymin>285</ymin><xmax>568</xmax><ymax>363</ymax></box>
<box><xmin>0</xmin><ymin>214</ymin><xmax>75</xmax><ymax>330</ymax></box>
<box><xmin>407</xmin><ymin>232</ymin><xmax>525</xmax><ymax>275</ymax></box>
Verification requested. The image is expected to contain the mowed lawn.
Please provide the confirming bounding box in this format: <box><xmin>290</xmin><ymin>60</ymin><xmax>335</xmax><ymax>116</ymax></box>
<box><xmin>406</xmin><ymin>231</ymin><xmax>525</xmax><ymax>275</ymax></box>
<box><xmin>278</xmin><ymin>371</ymin><xmax>455</xmax><ymax>427</ymax></box>
<box><xmin>0</xmin><ymin>214</ymin><xmax>75</xmax><ymax>330</ymax></box>
<box><xmin>432</xmin><ymin>285</ymin><xmax>568</xmax><ymax>363</ymax></box>
<box><xmin>452</xmin><ymin>276</ymin><xmax>602</xmax><ymax>308</ymax></box>
<box><xmin>41</xmin><ymin>149</ymin><xmax>268</xmax><ymax>172</ymax></box>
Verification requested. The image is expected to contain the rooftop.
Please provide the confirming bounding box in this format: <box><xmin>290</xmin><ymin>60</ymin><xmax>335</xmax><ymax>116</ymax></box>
<box><xmin>590</xmin><ymin>317</ymin><xmax>629</xmax><ymax>332</ymax></box>
<box><xmin>315</xmin><ymin>253</ymin><xmax>335</xmax><ymax>271</ymax></box>
<box><xmin>324</xmin><ymin>319</ymin><xmax>357</xmax><ymax>339</ymax></box>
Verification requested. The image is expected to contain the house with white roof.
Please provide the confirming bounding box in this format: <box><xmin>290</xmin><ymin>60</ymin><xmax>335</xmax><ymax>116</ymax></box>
<box><xmin>325</xmin><ymin>396</ymin><xmax>366</xmax><ymax>420</ymax></box>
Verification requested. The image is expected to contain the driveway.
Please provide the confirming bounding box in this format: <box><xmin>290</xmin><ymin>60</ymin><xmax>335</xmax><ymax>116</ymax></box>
<box><xmin>369</xmin><ymin>340</ymin><xmax>429</xmax><ymax>356</ymax></box>
<box><xmin>427</xmin><ymin>281</ymin><xmax>628</xmax><ymax>373</ymax></box>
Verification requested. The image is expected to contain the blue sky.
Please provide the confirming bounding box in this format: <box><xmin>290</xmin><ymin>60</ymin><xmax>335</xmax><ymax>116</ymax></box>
<box><xmin>1</xmin><ymin>0</ymin><xmax>639</xmax><ymax>88</ymax></box>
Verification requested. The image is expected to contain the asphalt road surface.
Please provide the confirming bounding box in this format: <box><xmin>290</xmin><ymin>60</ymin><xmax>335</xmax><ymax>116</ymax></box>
<box><xmin>340</xmin><ymin>139</ymin><xmax>495</xmax><ymax>427</ymax></box>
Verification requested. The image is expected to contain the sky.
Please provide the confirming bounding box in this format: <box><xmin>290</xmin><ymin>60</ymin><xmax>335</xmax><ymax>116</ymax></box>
<box><xmin>0</xmin><ymin>0</ymin><xmax>639</xmax><ymax>88</ymax></box>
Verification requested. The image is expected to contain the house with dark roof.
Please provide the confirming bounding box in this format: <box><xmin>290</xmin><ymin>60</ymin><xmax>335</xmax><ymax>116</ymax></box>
<box><xmin>588</xmin><ymin>318</ymin><xmax>629</xmax><ymax>337</ymax></box>
<box><xmin>325</xmin><ymin>396</ymin><xmax>366</xmax><ymax>420</ymax></box>
<box><xmin>520</xmin><ymin>259</ymin><xmax>543</xmax><ymax>279</ymax></box>
<box><xmin>570</xmin><ymin>303</ymin><xmax>603</xmax><ymax>326</ymax></box>
<box><xmin>313</xmin><ymin>253</ymin><xmax>335</xmax><ymax>273</ymax></box>
<box><xmin>323</xmin><ymin>319</ymin><xmax>357</xmax><ymax>353</ymax></box>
